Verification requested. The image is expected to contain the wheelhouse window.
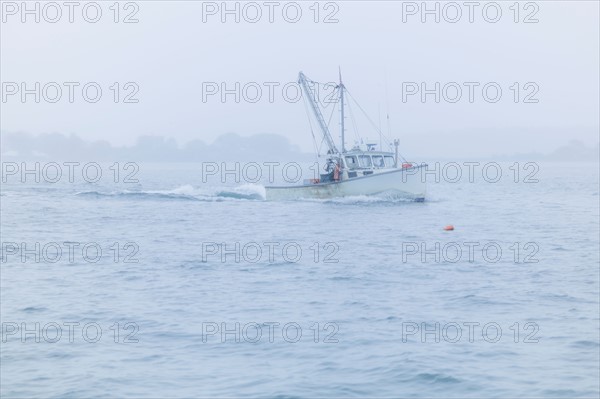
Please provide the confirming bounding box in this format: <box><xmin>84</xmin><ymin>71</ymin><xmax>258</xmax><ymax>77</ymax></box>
<box><xmin>358</xmin><ymin>155</ymin><xmax>372</xmax><ymax>167</ymax></box>
<box><xmin>384</xmin><ymin>156</ymin><xmax>395</xmax><ymax>167</ymax></box>
<box><xmin>372</xmin><ymin>155</ymin><xmax>384</xmax><ymax>168</ymax></box>
<box><xmin>345</xmin><ymin>156</ymin><xmax>358</xmax><ymax>169</ymax></box>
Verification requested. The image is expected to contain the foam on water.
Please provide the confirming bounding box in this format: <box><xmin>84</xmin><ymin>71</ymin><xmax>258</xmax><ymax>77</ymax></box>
<box><xmin>75</xmin><ymin>183</ymin><xmax>267</xmax><ymax>201</ymax></box>
<box><xmin>75</xmin><ymin>185</ymin><xmax>425</xmax><ymax>204</ymax></box>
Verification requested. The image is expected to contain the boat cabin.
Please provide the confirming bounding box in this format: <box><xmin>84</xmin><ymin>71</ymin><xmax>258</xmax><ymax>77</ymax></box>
<box><xmin>343</xmin><ymin>150</ymin><xmax>397</xmax><ymax>178</ymax></box>
<box><xmin>316</xmin><ymin>149</ymin><xmax>400</xmax><ymax>183</ymax></box>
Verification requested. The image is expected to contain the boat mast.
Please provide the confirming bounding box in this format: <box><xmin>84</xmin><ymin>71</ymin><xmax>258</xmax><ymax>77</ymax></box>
<box><xmin>339</xmin><ymin>68</ymin><xmax>346</xmax><ymax>153</ymax></box>
<box><xmin>298</xmin><ymin>72</ymin><xmax>338</xmax><ymax>154</ymax></box>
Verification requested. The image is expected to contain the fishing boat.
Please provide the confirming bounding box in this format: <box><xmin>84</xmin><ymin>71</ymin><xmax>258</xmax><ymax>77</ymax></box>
<box><xmin>265</xmin><ymin>71</ymin><xmax>426</xmax><ymax>201</ymax></box>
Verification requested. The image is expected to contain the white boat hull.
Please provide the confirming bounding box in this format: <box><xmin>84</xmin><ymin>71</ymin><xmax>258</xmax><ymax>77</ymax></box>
<box><xmin>265</xmin><ymin>164</ymin><xmax>426</xmax><ymax>201</ymax></box>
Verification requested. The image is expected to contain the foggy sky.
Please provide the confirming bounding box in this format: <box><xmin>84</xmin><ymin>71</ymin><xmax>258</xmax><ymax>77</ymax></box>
<box><xmin>1</xmin><ymin>1</ymin><xmax>599</xmax><ymax>159</ymax></box>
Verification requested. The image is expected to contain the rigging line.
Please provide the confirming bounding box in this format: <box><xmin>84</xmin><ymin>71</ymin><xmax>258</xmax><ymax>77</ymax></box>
<box><xmin>307</xmin><ymin>79</ymin><xmax>340</xmax><ymax>105</ymax></box>
<box><xmin>345</xmin><ymin>88</ymin><xmax>385</xmax><ymax>136</ymax></box>
<box><xmin>301</xmin><ymin>88</ymin><xmax>321</xmax><ymax>156</ymax></box>
<box><xmin>345</xmin><ymin>97</ymin><xmax>361</xmax><ymax>143</ymax></box>
<box><xmin>345</xmin><ymin>88</ymin><xmax>393</xmax><ymax>147</ymax></box>
<box><xmin>309</xmin><ymin>76</ymin><xmax>406</xmax><ymax>157</ymax></box>
<box><xmin>324</xmin><ymin>87</ymin><xmax>339</xmax><ymax>137</ymax></box>
<box><xmin>306</xmin><ymin>78</ymin><xmax>338</xmax><ymax>131</ymax></box>
<box><xmin>306</xmin><ymin>77</ymin><xmax>339</xmax><ymax>157</ymax></box>
<box><xmin>304</xmin><ymin>77</ymin><xmax>332</xmax><ymax>156</ymax></box>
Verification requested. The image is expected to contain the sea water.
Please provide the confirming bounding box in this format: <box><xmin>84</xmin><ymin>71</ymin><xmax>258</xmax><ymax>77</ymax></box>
<box><xmin>1</xmin><ymin>161</ymin><xmax>598</xmax><ymax>398</ymax></box>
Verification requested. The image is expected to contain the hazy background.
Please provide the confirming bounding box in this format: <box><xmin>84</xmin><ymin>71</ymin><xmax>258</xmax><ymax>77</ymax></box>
<box><xmin>1</xmin><ymin>1</ymin><xmax>599</xmax><ymax>159</ymax></box>
<box><xmin>2</xmin><ymin>3</ymin><xmax>600</xmax><ymax>397</ymax></box>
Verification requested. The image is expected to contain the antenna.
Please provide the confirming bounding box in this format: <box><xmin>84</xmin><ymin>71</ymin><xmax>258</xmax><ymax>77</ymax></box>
<box><xmin>339</xmin><ymin>67</ymin><xmax>346</xmax><ymax>153</ymax></box>
<box><xmin>378</xmin><ymin>103</ymin><xmax>382</xmax><ymax>151</ymax></box>
<box><xmin>384</xmin><ymin>70</ymin><xmax>393</xmax><ymax>150</ymax></box>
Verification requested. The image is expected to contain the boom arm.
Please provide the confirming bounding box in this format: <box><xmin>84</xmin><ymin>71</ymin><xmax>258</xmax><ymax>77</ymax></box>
<box><xmin>298</xmin><ymin>72</ymin><xmax>338</xmax><ymax>154</ymax></box>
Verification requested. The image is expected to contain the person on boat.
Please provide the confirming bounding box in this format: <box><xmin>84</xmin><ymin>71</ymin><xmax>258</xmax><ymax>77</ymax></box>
<box><xmin>323</xmin><ymin>158</ymin><xmax>341</xmax><ymax>182</ymax></box>
<box><xmin>333</xmin><ymin>161</ymin><xmax>341</xmax><ymax>181</ymax></box>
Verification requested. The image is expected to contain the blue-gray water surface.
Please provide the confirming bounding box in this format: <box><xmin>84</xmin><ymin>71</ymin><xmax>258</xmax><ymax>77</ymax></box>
<box><xmin>1</xmin><ymin>161</ymin><xmax>599</xmax><ymax>398</ymax></box>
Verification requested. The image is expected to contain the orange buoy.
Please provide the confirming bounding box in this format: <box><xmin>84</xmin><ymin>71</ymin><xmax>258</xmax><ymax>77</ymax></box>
<box><xmin>444</xmin><ymin>225</ymin><xmax>454</xmax><ymax>231</ymax></box>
